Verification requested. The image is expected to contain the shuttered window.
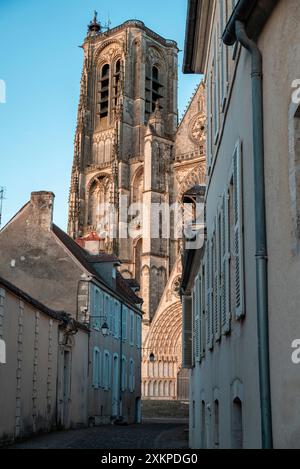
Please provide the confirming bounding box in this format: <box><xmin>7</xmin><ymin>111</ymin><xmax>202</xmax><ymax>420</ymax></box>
<box><xmin>219</xmin><ymin>0</ymin><xmax>228</xmax><ymax>109</ymax></box>
<box><xmin>114</xmin><ymin>300</ymin><xmax>120</xmax><ymax>338</ymax></box>
<box><xmin>122</xmin><ymin>306</ymin><xmax>127</xmax><ymax>341</ymax></box>
<box><xmin>92</xmin><ymin>347</ymin><xmax>101</xmax><ymax>388</ymax></box>
<box><xmin>200</xmin><ymin>264</ymin><xmax>206</xmax><ymax>358</ymax></box>
<box><xmin>192</xmin><ymin>288</ymin><xmax>196</xmax><ymax>366</ymax></box>
<box><xmin>233</xmin><ymin>142</ymin><xmax>245</xmax><ymax>319</ymax></box>
<box><xmin>103</xmin><ymin>351</ymin><xmax>111</xmax><ymax>390</ymax></box>
<box><xmin>136</xmin><ymin>315</ymin><xmax>142</xmax><ymax>348</ymax></box>
<box><xmin>130</xmin><ymin>311</ymin><xmax>134</xmax><ymax>346</ymax></box>
<box><xmin>206</xmin><ymin>242</ymin><xmax>213</xmax><ymax>350</ymax></box>
<box><xmin>221</xmin><ymin>191</ymin><xmax>231</xmax><ymax>333</ymax></box>
<box><xmin>182</xmin><ymin>295</ymin><xmax>192</xmax><ymax>368</ymax></box>
<box><xmin>195</xmin><ymin>276</ymin><xmax>201</xmax><ymax>362</ymax></box>
<box><xmin>212</xmin><ymin>224</ymin><xmax>221</xmax><ymax>342</ymax></box>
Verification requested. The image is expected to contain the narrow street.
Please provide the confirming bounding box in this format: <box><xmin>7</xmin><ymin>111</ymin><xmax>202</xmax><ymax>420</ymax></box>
<box><xmin>8</xmin><ymin>420</ymin><xmax>188</xmax><ymax>449</ymax></box>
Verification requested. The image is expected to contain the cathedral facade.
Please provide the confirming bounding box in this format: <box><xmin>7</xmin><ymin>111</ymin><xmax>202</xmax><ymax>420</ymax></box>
<box><xmin>68</xmin><ymin>14</ymin><xmax>206</xmax><ymax>400</ymax></box>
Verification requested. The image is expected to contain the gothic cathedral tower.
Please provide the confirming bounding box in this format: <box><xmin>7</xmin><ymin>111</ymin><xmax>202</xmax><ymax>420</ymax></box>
<box><xmin>68</xmin><ymin>14</ymin><xmax>178</xmax><ymax>327</ymax></box>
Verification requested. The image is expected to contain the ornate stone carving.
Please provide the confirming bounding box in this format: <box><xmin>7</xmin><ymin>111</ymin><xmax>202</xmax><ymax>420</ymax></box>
<box><xmin>189</xmin><ymin>112</ymin><xmax>206</xmax><ymax>144</ymax></box>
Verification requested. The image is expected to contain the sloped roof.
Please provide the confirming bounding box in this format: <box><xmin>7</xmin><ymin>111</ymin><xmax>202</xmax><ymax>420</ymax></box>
<box><xmin>52</xmin><ymin>224</ymin><xmax>142</xmax><ymax>306</ymax></box>
<box><xmin>0</xmin><ymin>275</ymin><xmax>88</xmax><ymax>332</ymax></box>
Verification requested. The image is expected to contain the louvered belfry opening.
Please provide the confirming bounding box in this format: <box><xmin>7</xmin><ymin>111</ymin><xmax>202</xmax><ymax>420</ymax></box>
<box><xmin>145</xmin><ymin>65</ymin><xmax>164</xmax><ymax>120</ymax></box>
<box><xmin>113</xmin><ymin>59</ymin><xmax>121</xmax><ymax>110</ymax></box>
<box><xmin>99</xmin><ymin>63</ymin><xmax>110</xmax><ymax>123</ymax></box>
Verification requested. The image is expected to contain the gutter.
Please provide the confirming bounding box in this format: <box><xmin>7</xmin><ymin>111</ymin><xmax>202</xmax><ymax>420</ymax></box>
<box><xmin>222</xmin><ymin>0</ymin><xmax>278</xmax><ymax>449</ymax></box>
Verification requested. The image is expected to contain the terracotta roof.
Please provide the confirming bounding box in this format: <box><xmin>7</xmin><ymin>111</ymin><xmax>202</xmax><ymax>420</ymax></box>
<box><xmin>52</xmin><ymin>224</ymin><xmax>142</xmax><ymax>306</ymax></box>
<box><xmin>80</xmin><ymin>231</ymin><xmax>103</xmax><ymax>241</ymax></box>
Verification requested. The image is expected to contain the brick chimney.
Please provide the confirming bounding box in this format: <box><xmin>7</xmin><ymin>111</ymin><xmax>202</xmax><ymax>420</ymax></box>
<box><xmin>30</xmin><ymin>191</ymin><xmax>55</xmax><ymax>230</ymax></box>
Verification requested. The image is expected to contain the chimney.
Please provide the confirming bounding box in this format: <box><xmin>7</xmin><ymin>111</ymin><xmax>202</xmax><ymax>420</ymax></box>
<box><xmin>30</xmin><ymin>191</ymin><xmax>55</xmax><ymax>230</ymax></box>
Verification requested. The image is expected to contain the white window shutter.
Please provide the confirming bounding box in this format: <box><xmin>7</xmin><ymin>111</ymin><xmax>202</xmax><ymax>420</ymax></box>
<box><xmin>215</xmin><ymin>215</ymin><xmax>221</xmax><ymax>341</ymax></box>
<box><xmin>196</xmin><ymin>275</ymin><xmax>201</xmax><ymax>361</ymax></box>
<box><xmin>233</xmin><ymin>143</ymin><xmax>245</xmax><ymax>319</ymax></box>
<box><xmin>200</xmin><ymin>267</ymin><xmax>205</xmax><ymax>358</ymax></box>
<box><xmin>193</xmin><ymin>280</ymin><xmax>201</xmax><ymax>363</ymax></box>
<box><xmin>192</xmin><ymin>288</ymin><xmax>196</xmax><ymax>365</ymax></box>
<box><xmin>122</xmin><ymin>306</ymin><xmax>127</xmax><ymax>341</ymax></box>
<box><xmin>221</xmin><ymin>192</ymin><xmax>231</xmax><ymax>334</ymax></box>
<box><xmin>205</xmin><ymin>242</ymin><xmax>213</xmax><ymax>350</ymax></box>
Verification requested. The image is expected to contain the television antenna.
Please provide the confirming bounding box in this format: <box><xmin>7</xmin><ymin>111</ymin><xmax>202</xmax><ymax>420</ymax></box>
<box><xmin>0</xmin><ymin>187</ymin><xmax>6</xmax><ymax>229</ymax></box>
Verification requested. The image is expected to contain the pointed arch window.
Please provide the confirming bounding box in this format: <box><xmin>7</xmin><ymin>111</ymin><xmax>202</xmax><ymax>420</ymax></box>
<box><xmin>99</xmin><ymin>64</ymin><xmax>110</xmax><ymax>120</ymax></box>
<box><xmin>113</xmin><ymin>60</ymin><xmax>121</xmax><ymax>110</ymax></box>
<box><xmin>145</xmin><ymin>64</ymin><xmax>164</xmax><ymax>120</ymax></box>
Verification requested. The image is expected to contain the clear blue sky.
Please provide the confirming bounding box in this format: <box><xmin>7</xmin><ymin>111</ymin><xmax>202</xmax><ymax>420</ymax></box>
<box><xmin>0</xmin><ymin>0</ymin><xmax>200</xmax><ymax>230</ymax></box>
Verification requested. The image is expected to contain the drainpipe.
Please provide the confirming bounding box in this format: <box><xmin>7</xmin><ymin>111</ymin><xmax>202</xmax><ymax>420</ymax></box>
<box><xmin>232</xmin><ymin>20</ymin><xmax>273</xmax><ymax>449</ymax></box>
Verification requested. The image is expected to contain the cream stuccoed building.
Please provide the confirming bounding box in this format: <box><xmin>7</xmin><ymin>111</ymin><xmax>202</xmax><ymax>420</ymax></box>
<box><xmin>182</xmin><ymin>0</ymin><xmax>300</xmax><ymax>450</ymax></box>
<box><xmin>67</xmin><ymin>14</ymin><xmax>206</xmax><ymax>400</ymax></box>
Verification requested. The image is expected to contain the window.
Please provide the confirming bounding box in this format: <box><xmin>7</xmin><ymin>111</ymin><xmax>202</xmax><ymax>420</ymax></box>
<box><xmin>136</xmin><ymin>314</ymin><xmax>141</xmax><ymax>349</ymax></box>
<box><xmin>122</xmin><ymin>306</ymin><xmax>127</xmax><ymax>341</ymax></box>
<box><xmin>200</xmin><ymin>265</ymin><xmax>206</xmax><ymax>357</ymax></box>
<box><xmin>105</xmin><ymin>295</ymin><xmax>114</xmax><ymax>335</ymax></box>
<box><xmin>113</xmin><ymin>60</ymin><xmax>121</xmax><ymax>110</ymax></box>
<box><xmin>214</xmin><ymin>400</ymin><xmax>220</xmax><ymax>448</ymax></box>
<box><xmin>145</xmin><ymin>65</ymin><xmax>164</xmax><ymax>120</ymax></box>
<box><xmin>205</xmin><ymin>241</ymin><xmax>213</xmax><ymax>350</ymax></box>
<box><xmin>213</xmin><ymin>222</ymin><xmax>221</xmax><ymax>341</ymax></box>
<box><xmin>201</xmin><ymin>400</ymin><xmax>206</xmax><ymax>449</ymax></box>
<box><xmin>114</xmin><ymin>300</ymin><xmax>121</xmax><ymax>339</ymax></box>
<box><xmin>192</xmin><ymin>401</ymin><xmax>196</xmax><ymax>429</ymax></box>
<box><xmin>121</xmin><ymin>355</ymin><xmax>127</xmax><ymax>391</ymax></box>
<box><xmin>92</xmin><ymin>347</ymin><xmax>101</xmax><ymax>388</ymax></box>
<box><xmin>232</xmin><ymin>142</ymin><xmax>244</xmax><ymax>318</ymax></box>
<box><xmin>231</xmin><ymin>398</ymin><xmax>243</xmax><ymax>449</ymax></box>
<box><xmin>193</xmin><ymin>276</ymin><xmax>201</xmax><ymax>362</ymax></box>
<box><xmin>103</xmin><ymin>351</ymin><xmax>111</xmax><ymax>390</ymax></box>
<box><xmin>129</xmin><ymin>358</ymin><xmax>135</xmax><ymax>392</ymax></box>
<box><xmin>221</xmin><ymin>191</ymin><xmax>231</xmax><ymax>333</ymax></box>
<box><xmin>99</xmin><ymin>64</ymin><xmax>110</xmax><ymax>121</ymax></box>
<box><xmin>289</xmin><ymin>103</ymin><xmax>300</xmax><ymax>247</ymax></box>
<box><xmin>91</xmin><ymin>288</ymin><xmax>104</xmax><ymax>330</ymax></box>
<box><xmin>219</xmin><ymin>0</ymin><xmax>228</xmax><ymax>109</ymax></box>
<box><xmin>130</xmin><ymin>311</ymin><xmax>134</xmax><ymax>346</ymax></box>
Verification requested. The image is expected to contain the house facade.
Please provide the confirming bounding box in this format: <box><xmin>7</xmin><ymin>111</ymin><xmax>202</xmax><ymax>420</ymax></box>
<box><xmin>182</xmin><ymin>0</ymin><xmax>300</xmax><ymax>449</ymax></box>
<box><xmin>0</xmin><ymin>191</ymin><xmax>142</xmax><ymax>442</ymax></box>
<box><xmin>0</xmin><ymin>276</ymin><xmax>89</xmax><ymax>445</ymax></box>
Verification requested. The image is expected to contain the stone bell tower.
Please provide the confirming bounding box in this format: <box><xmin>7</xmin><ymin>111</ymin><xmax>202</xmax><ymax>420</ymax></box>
<box><xmin>68</xmin><ymin>13</ymin><xmax>178</xmax><ymax>323</ymax></box>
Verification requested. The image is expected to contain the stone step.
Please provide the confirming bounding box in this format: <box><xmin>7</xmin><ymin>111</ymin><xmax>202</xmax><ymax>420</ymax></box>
<box><xmin>141</xmin><ymin>399</ymin><xmax>189</xmax><ymax>419</ymax></box>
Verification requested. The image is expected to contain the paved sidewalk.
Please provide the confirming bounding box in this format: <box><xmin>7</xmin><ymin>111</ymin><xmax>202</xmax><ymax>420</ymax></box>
<box><xmin>8</xmin><ymin>421</ymin><xmax>189</xmax><ymax>449</ymax></box>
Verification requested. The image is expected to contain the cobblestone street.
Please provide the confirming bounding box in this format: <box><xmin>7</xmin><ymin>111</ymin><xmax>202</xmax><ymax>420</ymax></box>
<box><xmin>9</xmin><ymin>420</ymin><xmax>189</xmax><ymax>449</ymax></box>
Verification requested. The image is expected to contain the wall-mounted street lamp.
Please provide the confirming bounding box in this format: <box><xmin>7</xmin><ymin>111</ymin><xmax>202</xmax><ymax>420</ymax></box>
<box><xmin>101</xmin><ymin>320</ymin><xmax>110</xmax><ymax>337</ymax></box>
<box><xmin>142</xmin><ymin>347</ymin><xmax>155</xmax><ymax>363</ymax></box>
<box><xmin>89</xmin><ymin>312</ymin><xmax>110</xmax><ymax>337</ymax></box>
